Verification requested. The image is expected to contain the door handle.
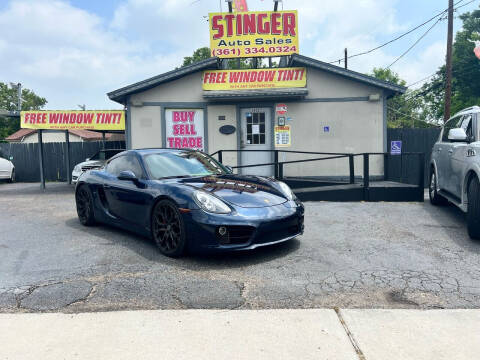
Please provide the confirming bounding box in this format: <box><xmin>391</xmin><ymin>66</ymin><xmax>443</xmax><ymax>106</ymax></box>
<box><xmin>448</xmin><ymin>149</ymin><xmax>453</xmax><ymax>154</ymax></box>
<box><xmin>437</xmin><ymin>148</ymin><xmax>442</xmax><ymax>152</ymax></box>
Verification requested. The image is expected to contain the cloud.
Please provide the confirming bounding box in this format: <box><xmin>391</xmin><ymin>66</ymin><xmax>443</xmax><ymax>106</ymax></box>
<box><xmin>0</xmin><ymin>0</ymin><xmax>449</xmax><ymax>109</ymax></box>
<box><xmin>0</xmin><ymin>0</ymin><xmax>185</xmax><ymax>109</ymax></box>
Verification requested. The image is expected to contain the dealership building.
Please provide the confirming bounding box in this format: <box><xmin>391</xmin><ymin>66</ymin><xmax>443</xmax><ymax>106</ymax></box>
<box><xmin>107</xmin><ymin>53</ymin><xmax>405</xmax><ymax>178</ymax></box>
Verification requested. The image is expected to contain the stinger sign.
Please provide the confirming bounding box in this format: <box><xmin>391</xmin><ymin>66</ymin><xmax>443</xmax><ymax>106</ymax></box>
<box><xmin>209</xmin><ymin>10</ymin><xmax>298</xmax><ymax>58</ymax></box>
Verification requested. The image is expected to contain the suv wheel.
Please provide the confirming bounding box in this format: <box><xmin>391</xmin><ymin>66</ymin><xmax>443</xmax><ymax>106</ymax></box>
<box><xmin>467</xmin><ymin>176</ymin><xmax>480</xmax><ymax>239</ymax></box>
<box><xmin>429</xmin><ymin>169</ymin><xmax>447</xmax><ymax>205</ymax></box>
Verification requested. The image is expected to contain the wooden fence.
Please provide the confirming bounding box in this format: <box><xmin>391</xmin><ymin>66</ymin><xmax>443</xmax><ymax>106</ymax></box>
<box><xmin>0</xmin><ymin>141</ymin><xmax>125</xmax><ymax>182</ymax></box>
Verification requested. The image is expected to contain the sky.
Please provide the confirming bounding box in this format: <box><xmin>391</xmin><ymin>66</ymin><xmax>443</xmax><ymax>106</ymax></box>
<box><xmin>0</xmin><ymin>0</ymin><xmax>478</xmax><ymax>110</ymax></box>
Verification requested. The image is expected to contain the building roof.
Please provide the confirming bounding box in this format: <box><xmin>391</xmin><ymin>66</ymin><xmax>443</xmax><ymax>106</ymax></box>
<box><xmin>107</xmin><ymin>54</ymin><xmax>406</xmax><ymax>104</ymax></box>
<box><xmin>108</xmin><ymin>57</ymin><xmax>219</xmax><ymax>104</ymax></box>
<box><xmin>289</xmin><ymin>54</ymin><xmax>407</xmax><ymax>96</ymax></box>
<box><xmin>5</xmin><ymin>129</ymin><xmax>118</xmax><ymax>142</ymax></box>
<box><xmin>203</xmin><ymin>88</ymin><xmax>308</xmax><ymax>101</ymax></box>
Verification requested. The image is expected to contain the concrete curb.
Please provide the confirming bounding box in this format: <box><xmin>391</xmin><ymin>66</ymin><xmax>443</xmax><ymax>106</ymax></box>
<box><xmin>0</xmin><ymin>309</ymin><xmax>479</xmax><ymax>360</ymax></box>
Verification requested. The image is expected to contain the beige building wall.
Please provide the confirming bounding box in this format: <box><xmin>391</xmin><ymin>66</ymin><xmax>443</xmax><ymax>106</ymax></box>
<box><xmin>130</xmin><ymin>106</ymin><xmax>162</xmax><ymax>149</ymax></box>
<box><xmin>23</xmin><ymin>132</ymin><xmax>83</xmax><ymax>143</ymax></box>
<box><xmin>130</xmin><ymin>73</ymin><xmax>204</xmax><ymax>104</ymax></box>
<box><xmin>207</xmin><ymin>105</ymin><xmax>237</xmax><ymax>166</ymax></box>
<box><xmin>274</xmin><ymin>100</ymin><xmax>384</xmax><ymax>177</ymax></box>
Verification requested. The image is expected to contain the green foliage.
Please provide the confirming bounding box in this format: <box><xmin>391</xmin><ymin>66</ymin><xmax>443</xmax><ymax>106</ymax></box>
<box><xmin>0</xmin><ymin>83</ymin><xmax>47</xmax><ymax>140</ymax></box>
<box><xmin>181</xmin><ymin>47</ymin><xmax>278</xmax><ymax>69</ymax></box>
<box><xmin>419</xmin><ymin>9</ymin><xmax>480</xmax><ymax>124</ymax></box>
<box><xmin>371</xmin><ymin>68</ymin><xmax>432</xmax><ymax>128</ymax></box>
<box><xmin>182</xmin><ymin>47</ymin><xmax>212</xmax><ymax>67</ymax></box>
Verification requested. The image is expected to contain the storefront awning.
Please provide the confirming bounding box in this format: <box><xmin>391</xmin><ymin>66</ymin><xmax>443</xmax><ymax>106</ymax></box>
<box><xmin>203</xmin><ymin>88</ymin><xmax>308</xmax><ymax>101</ymax></box>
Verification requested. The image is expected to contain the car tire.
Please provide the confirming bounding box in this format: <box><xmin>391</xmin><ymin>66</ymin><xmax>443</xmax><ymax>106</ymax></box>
<box><xmin>7</xmin><ymin>169</ymin><xmax>15</xmax><ymax>183</ymax></box>
<box><xmin>151</xmin><ymin>199</ymin><xmax>186</xmax><ymax>257</ymax></box>
<box><xmin>76</xmin><ymin>185</ymin><xmax>96</xmax><ymax>226</ymax></box>
<box><xmin>467</xmin><ymin>176</ymin><xmax>480</xmax><ymax>239</ymax></box>
<box><xmin>429</xmin><ymin>168</ymin><xmax>447</xmax><ymax>206</ymax></box>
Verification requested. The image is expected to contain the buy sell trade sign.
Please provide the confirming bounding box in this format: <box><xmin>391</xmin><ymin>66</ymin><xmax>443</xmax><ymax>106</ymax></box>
<box><xmin>209</xmin><ymin>10</ymin><xmax>299</xmax><ymax>58</ymax></box>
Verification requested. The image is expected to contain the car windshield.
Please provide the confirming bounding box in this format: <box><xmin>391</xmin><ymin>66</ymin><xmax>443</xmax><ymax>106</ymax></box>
<box><xmin>90</xmin><ymin>149</ymin><xmax>123</xmax><ymax>161</ymax></box>
<box><xmin>143</xmin><ymin>151</ymin><xmax>227</xmax><ymax>179</ymax></box>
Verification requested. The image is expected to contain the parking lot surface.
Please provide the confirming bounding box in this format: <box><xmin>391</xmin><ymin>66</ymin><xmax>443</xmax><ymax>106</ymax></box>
<box><xmin>0</xmin><ymin>182</ymin><xmax>479</xmax><ymax>312</ymax></box>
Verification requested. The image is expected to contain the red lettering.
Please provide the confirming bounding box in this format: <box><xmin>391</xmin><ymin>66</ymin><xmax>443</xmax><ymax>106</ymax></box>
<box><xmin>167</xmin><ymin>138</ymin><xmax>175</xmax><ymax>147</ymax></box>
<box><xmin>225</xmin><ymin>14</ymin><xmax>235</xmax><ymax>36</ymax></box>
<box><xmin>69</xmin><ymin>113</ymin><xmax>76</xmax><ymax>124</ymax></box>
<box><xmin>229</xmin><ymin>71</ymin><xmax>241</xmax><ymax>83</ymax></box>
<box><xmin>203</xmin><ymin>72</ymin><xmax>210</xmax><ymax>84</ymax></box>
<box><xmin>212</xmin><ymin>15</ymin><xmax>224</xmax><ymax>40</ymax></box>
<box><xmin>96</xmin><ymin>113</ymin><xmax>102</xmax><ymax>124</ymax></box>
<box><xmin>84</xmin><ymin>113</ymin><xmax>94</xmax><ymax>124</ymax></box>
<box><xmin>104</xmin><ymin>113</ymin><xmax>112</xmax><ymax>124</ymax></box>
<box><xmin>49</xmin><ymin>113</ymin><xmax>59</xmax><ymax>124</ymax></box>
<box><xmin>181</xmin><ymin>137</ymin><xmax>189</xmax><ymax>148</ymax></box>
<box><xmin>283</xmin><ymin>12</ymin><xmax>296</xmax><ymax>36</ymax></box>
<box><xmin>174</xmin><ymin>138</ymin><xmax>181</xmax><ymax>148</ymax></box>
<box><xmin>76</xmin><ymin>113</ymin><xmax>83</xmax><ymax>124</ymax></box>
<box><xmin>173</xmin><ymin>124</ymin><xmax>180</xmax><ymax>135</ymax></box>
<box><xmin>243</xmin><ymin>13</ymin><xmax>256</xmax><ymax>34</ymax></box>
<box><xmin>257</xmin><ymin>13</ymin><xmax>270</xmax><ymax>34</ymax></box>
<box><xmin>173</xmin><ymin>112</ymin><xmax>180</xmax><ymax>122</ymax></box>
<box><xmin>187</xmin><ymin>111</ymin><xmax>195</xmax><ymax>122</ymax></box>
<box><xmin>277</xmin><ymin>70</ymin><xmax>285</xmax><ymax>81</ymax></box>
<box><xmin>271</xmin><ymin>13</ymin><xmax>282</xmax><ymax>35</ymax></box>
<box><xmin>189</xmin><ymin>138</ymin><xmax>196</xmax><ymax>148</ymax></box>
<box><xmin>197</xmin><ymin>137</ymin><xmax>203</xmax><ymax>149</ymax></box>
<box><xmin>265</xmin><ymin>70</ymin><xmax>276</xmax><ymax>82</ymax></box>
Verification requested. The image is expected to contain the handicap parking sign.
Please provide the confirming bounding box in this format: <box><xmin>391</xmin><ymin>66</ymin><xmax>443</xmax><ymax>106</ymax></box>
<box><xmin>391</xmin><ymin>140</ymin><xmax>402</xmax><ymax>155</ymax></box>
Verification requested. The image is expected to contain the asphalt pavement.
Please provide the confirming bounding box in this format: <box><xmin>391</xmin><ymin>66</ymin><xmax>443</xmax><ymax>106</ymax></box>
<box><xmin>1</xmin><ymin>182</ymin><xmax>480</xmax><ymax>312</ymax></box>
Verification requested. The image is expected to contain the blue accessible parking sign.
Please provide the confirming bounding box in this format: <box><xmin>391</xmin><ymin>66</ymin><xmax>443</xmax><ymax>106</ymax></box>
<box><xmin>390</xmin><ymin>140</ymin><xmax>402</xmax><ymax>155</ymax></box>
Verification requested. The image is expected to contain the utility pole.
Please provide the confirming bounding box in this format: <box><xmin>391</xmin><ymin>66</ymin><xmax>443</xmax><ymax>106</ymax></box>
<box><xmin>444</xmin><ymin>0</ymin><xmax>454</xmax><ymax>122</ymax></box>
<box><xmin>344</xmin><ymin>48</ymin><xmax>348</xmax><ymax>69</ymax></box>
<box><xmin>16</xmin><ymin>83</ymin><xmax>21</xmax><ymax>112</ymax></box>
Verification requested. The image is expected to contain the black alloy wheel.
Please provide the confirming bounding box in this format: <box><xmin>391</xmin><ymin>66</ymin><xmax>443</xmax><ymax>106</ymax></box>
<box><xmin>152</xmin><ymin>199</ymin><xmax>186</xmax><ymax>257</ymax></box>
<box><xmin>76</xmin><ymin>186</ymin><xmax>96</xmax><ymax>226</ymax></box>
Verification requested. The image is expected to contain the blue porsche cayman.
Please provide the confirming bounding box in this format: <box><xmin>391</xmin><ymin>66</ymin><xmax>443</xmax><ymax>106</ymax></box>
<box><xmin>75</xmin><ymin>149</ymin><xmax>304</xmax><ymax>257</ymax></box>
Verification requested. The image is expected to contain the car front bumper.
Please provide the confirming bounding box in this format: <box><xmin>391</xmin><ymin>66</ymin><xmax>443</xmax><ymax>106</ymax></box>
<box><xmin>183</xmin><ymin>200</ymin><xmax>304</xmax><ymax>252</ymax></box>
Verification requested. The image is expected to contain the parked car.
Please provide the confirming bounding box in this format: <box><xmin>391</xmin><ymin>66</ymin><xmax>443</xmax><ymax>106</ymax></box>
<box><xmin>430</xmin><ymin>105</ymin><xmax>480</xmax><ymax>238</ymax></box>
<box><xmin>75</xmin><ymin>148</ymin><xmax>304</xmax><ymax>257</ymax></box>
<box><xmin>72</xmin><ymin>149</ymin><xmax>124</xmax><ymax>183</ymax></box>
<box><xmin>0</xmin><ymin>153</ymin><xmax>14</xmax><ymax>182</ymax></box>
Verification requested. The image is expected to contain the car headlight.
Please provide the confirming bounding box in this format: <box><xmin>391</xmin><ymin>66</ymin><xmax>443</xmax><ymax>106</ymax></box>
<box><xmin>193</xmin><ymin>190</ymin><xmax>231</xmax><ymax>214</ymax></box>
<box><xmin>277</xmin><ymin>181</ymin><xmax>295</xmax><ymax>200</ymax></box>
<box><xmin>74</xmin><ymin>165</ymin><xmax>81</xmax><ymax>172</ymax></box>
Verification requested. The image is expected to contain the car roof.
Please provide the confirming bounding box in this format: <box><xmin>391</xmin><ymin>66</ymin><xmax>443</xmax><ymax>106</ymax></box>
<box><xmin>130</xmin><ymin>148</ymin><xmax>200</xmax><ymax>155</ymax></box>
<box><xmin>452</xmin><ymin>106</ymin><xmax>480</xmax><ymax>118</ymax></box>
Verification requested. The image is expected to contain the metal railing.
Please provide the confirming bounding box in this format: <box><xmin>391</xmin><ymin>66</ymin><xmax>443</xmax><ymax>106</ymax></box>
<box><xmin>210</xmin><ymin>149</ymin><xmax>425</xmax><ymax>198</ymax></box>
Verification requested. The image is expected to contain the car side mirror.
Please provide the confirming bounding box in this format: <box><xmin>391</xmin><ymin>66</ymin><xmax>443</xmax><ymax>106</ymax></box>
<box><xmin>118</xmin><ymin>170</ymin><xmax>138</xmax><ymax>182</ymax></box>
<box><xmin>225</xmin><ymin>165</ymin><xmax>233</xmax><ymax>174</ymax></box>
<box><xmin>448</xmin><ymin>128</ymin><xmax>467</xmax><ymax>142</ymax></box>
<box><xmin>85</xmin><ymin>158</ymin><xmax>90</xmax><ymax>161</ymax></box>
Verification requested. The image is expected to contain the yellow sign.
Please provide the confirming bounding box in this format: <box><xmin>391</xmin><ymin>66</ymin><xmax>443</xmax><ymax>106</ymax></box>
<box><xmin>203</xmin><ymin>67</ymin><xmax>306</xmax><ymax>90</ymax></box>
<box><xmin>20</xmin><ymin>110</ymin><xmax>125</xmax><ymax>130</ymax></box>
<box><xmin>209</xmin><ymin>10</ymin><xmax>298</xmax><ymax>58</ymax></box>
<box><xmin>275</xmin><ymin>125</ymin><xmax>291</xmax><ymax>147</ymax></box>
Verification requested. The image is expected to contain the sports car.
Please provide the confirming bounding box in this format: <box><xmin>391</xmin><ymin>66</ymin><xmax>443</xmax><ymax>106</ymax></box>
<box><xmin>75</xmin><ymin>148</ymin><xmax>304</xmax><ymax>257</ymax></box>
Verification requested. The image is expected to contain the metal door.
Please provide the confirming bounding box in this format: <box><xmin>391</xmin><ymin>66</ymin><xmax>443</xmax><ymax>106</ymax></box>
<box><xmin>450</xmin><ymin>114</ymin><xmax>473</xmax><ymax>197</ymax></box>
<box><xmin>240</xmin><ymin>108</ymin><xmax>273</xmax><ymax>177</ymax></box>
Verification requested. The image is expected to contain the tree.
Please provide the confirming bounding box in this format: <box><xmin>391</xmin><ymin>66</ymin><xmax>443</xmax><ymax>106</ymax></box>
<box><xmin>419</xmin><ymin>9</ymin><xmax>480</xmax><ymax>124</ymax></box>
<box><xmin>371</xmin><ymin>68</ymin><xmax>431</xmax><ymax>128</ymax></box>
<box><xmin>181</xmin><ymin>47</ymin><xmax>277</xmax><ymax>69</ymax></box>
<box><xmin>0</xmin><ymin>83</ymin><xmax>47</xmax><ymax>140</ymax></box>
<box><xmin>182</xmin><ymin>47</ymin><xmax>212</xmax><ymax>67</ymax></box>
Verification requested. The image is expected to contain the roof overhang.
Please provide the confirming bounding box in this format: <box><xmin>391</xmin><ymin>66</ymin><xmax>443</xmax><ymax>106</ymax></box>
<box><xmin>203</xmin><ymin>88</ymin><xmax>308</xmax><ymax>101</ymax></box>
<box><xmin>108</xmin><ymin>57</ymin><xmax>220</xmax><ymax>104</ymax></box>
<box><xmin>289</xmin><ymin>54</ymin><xmax>407</xmax><ymax>98</ymax></box>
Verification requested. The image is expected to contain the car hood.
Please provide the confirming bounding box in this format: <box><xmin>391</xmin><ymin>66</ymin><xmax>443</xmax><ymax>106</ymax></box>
<box><xmin>180</xmin><ymin>174</ymin><xmax>288</xmax><ymax>208</ymax></box>
<box><xmin>78</xmin><ymin>160</ymin><xmax>105</xmax><ymax>169</ymax></box>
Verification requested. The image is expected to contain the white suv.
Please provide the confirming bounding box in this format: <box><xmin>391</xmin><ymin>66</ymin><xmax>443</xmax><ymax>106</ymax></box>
<box><xmin>430</xmin><ymin>106</ymin><xmax>480</xmax><ymax>238</ymax></box>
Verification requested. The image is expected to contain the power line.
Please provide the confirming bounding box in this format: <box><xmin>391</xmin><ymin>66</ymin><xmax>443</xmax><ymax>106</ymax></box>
<box><xmin>386</xmin><ymin>17</ymin><xmax>445</xmax><ymax>69</ymax></box>
<box><xmin>328</xmin><ymin>0</ymin><xmax>468</xmax><ymax>65</ymax></box>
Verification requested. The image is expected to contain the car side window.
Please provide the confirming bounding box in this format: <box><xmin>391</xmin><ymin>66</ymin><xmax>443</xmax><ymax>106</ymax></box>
<box><xmin>461</xmin><ymin>114</ymin><xmax>473</xmax><ymax>141</ymax></box>
<box><xmin>442</xmin><ymin>116</ymin><xmax>463</xmax><ymax>142</ymax></box>
<box><xmin>106</xmin><ymin>155</ymin><xmax>144</xmax><ymax>178</ymax></box>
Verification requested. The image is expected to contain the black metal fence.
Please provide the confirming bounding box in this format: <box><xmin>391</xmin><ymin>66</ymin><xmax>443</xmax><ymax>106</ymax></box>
<box><xmin>0</xmin><ymin>141</ymin><xmax>125</xmax><ymax>182</ymax></box>
<box><xmin>387</xmin><ymin>128</ymin><xmax>441</xmax><ymax>187</ymax></box>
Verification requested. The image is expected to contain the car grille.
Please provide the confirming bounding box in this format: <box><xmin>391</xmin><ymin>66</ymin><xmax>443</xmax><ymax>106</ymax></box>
<box><xmin>255</xmin><ymin>215</ymin><xmax>303</xmax><ymax>244</ymax></box>
<box><xmin>217</xmin><ymin>226</ymin><xmax>255</xmax><ymax>245</ymax></box>
<box><xmin>81</xmin><ymin>165</ymin><xmax>102</xmax><ymax>172</ymax></box>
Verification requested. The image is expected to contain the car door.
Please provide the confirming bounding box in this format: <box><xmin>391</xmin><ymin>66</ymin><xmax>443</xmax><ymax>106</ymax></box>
<box><xmin>103</xmin><ymin>154</ymin><xmax>151</xmax><ymax>226</ymax></box>
<box><xmin>0</xmin><ymin>157</ymin><xmax>12</xmax><ymax>179</ymax></box>
<box><xmin>450</xmin><ymin>114</ymin><xmax>474</xmax><ymax>197</ymax></box>
<box><xmin>436</xmin><ymin>116</ymin><xmax>461</xmax><ymax>191</ymax></box>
